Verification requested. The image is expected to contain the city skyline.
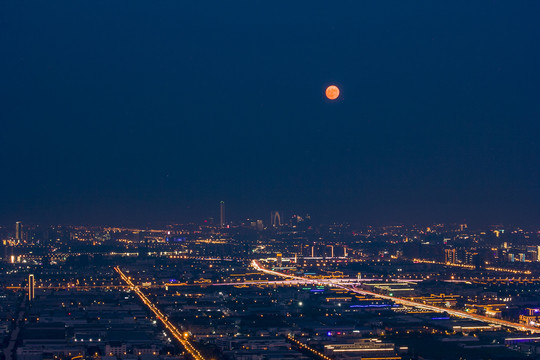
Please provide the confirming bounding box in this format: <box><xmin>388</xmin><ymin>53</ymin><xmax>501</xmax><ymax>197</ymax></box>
<box><xmin>3</xmin><ymin>207</ymin><xmax>540</xmax><ymax>360</ymax></box>
<box><xmin>0</xmin><ymin>203</ymin><xmax>537</xmax><ymax>229</ymax></box>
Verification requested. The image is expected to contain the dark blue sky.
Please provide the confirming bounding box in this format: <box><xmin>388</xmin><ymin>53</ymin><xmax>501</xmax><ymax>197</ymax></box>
<box><xmin>1</xmin><ymin>1</ymin><xmax>540</xmax><ymax>226</ymax></box>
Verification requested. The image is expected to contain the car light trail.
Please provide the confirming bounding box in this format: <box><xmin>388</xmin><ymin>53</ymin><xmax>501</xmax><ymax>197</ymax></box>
<box><xmin>114</xmin><ymin>266</ymin><xmax>206</xmax><ymax>360</ymax></box>
<box><xmin>252</xmin><ymin>260</ymin><xmax>540</xmax><ymax>334</ymax></box>
<box><xmin>212</xmin><ymin>278</ymin><xmax>405</xmax><ymax>286</ymax></box>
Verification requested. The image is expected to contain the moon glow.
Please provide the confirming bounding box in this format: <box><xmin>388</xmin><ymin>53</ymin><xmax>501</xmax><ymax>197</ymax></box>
<box><xmin>325</xmin><ymin>85</ymin><xmax>340</xmax><ymax>100</ymax></box>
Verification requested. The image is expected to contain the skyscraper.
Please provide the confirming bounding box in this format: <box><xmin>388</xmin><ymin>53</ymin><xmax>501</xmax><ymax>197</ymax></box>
<box><xmin>28</xmin><ymin>274</ymin><xmax>35</xmax><ymax>301</ymax></box>
<box><xmin>15</xmin><ymin>221</ymin><xmax>23</xmax><ymax>242</ymax></box>
<box><xmin>220</xmin><ymin>201</ymin><xmax>225</xmax><ymax>228</ymax></box>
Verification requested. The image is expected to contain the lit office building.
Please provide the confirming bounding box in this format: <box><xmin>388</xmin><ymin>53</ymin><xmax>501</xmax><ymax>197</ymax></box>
<box><xmin>16</xmin><ymin>221</ymin><xmax>23</xmax><ymax>242</ymax></box>
<box><xmin>28</xmin><ymin>274</ymin><xmax>35</xmax><ymax>301</ymax></box>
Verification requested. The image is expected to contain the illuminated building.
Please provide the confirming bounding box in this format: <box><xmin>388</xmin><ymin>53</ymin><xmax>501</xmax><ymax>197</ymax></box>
<box><xmin>16</xmin><ymin>221</ymin><xmax>23</xmax><ymax>242</ymax></box>
<box><xmin>28</xmin><ymin>274</ymin><xmax>35</xmax><ymax>301</ymax></box>
<box><xmin>276</xmin><ymin>253</ymin><xmax>282</xmax><ymax>267</ymax></box>
<box><xmin>220</xmin><ymin>201</ymin><xmax>225</xmax><ymax>228</ymax></box>
<box><xmin>324</xmin><ymin>339</ymin><xmax>397</xmax><ymax>358</ymax></box>
<box><xmin>520</xmin><ymin>309</ymin><xmax>540</xmax><ymax>326</ymax></box>
<box><xmin>445</xmin><ymin>248</ymin><xmax>457</xmax><ymax>264</ymax></box>
<box><xmin>465</xmin><ymin>251</ymin><xmax>478</xmax><ymax>266</ymax></box>
<box><xmin>452</xmin><ymin>323</ymin><xmax>501</xmax><ymax>332</ymax></box>
<box><xmin>366</xmin><ymin>282</ymin><xmax>415</xmax><ymax>296</ymax></box>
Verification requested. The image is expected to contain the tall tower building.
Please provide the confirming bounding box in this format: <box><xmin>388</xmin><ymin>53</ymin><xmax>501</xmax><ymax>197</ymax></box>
<box><xmin>15</xmin><ymin>221</ymin><xmax>23</xmax><ymax>242</ymax></box>
<box><xmin>28</xmin><ymin>274</ymin><xmax>35</xmax><ymax>301</ymax></box>
<box><xmin>220</xmin><ymin>201</ymin><xmax>225</xmax><ymax>228</ymax></box>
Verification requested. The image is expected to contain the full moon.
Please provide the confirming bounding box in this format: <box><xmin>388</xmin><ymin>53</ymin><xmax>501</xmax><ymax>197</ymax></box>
<box><xmin>325</xmin><ymin>85</ymin><xmax>340</xmax><ymax>100</ymax></box>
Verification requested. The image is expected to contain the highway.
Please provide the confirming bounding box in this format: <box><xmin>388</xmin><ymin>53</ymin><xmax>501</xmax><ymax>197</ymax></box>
<box><xmin>212</xmin><ymin>278</ymin><xmax>418</xmax><ymax>286</ymax></box>
<box><xmin>114</xmin><ymin>267</ymin><xmax>206</xmax><ymax>360</ymax></box>
<box><xmin>251</xmin><ymin>260</ymin><xmax>540</xmax><ymax>334</ymax></box>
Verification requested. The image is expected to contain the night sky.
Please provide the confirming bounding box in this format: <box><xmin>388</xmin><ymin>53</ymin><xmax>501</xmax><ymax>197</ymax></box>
<box><xmin>1</xmin><ymin>2</ymin><xmax>540</xmax><ymax>226</ymax></box>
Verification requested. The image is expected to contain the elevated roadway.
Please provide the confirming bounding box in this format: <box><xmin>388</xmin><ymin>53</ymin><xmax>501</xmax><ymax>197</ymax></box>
<box><xmin>251</xmin><ymin>260</ymin><xmax>540</xmax><ymax>334</ymax></box>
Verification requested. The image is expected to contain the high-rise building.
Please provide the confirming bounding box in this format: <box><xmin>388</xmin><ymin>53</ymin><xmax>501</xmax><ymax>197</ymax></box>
<box><xmin>220</xmin><ymin>201</ymin><xmax>225</xmax><ymax>228</ymax></box>
<box><xmin>28</xmin><ymin>274</ymin><xmax>35</xmax><ymax>301</ymax></box>
<box><xmin>276</xmin><ymin>253</ymin><xmax>282</xmax><ymax>267</ymax></box>
<box><xmin>465</xmin><ymin>251</ymin><xmax>479</xmax><ymax>266</ymax></box>
<box><xmin>15</xmin><ymin>221</ymin><xmax>23</xmax><ymax>242</ymax></box>
<box><xmin>445</xmin><ymin>248</ymin><xmax>457</xmax><ymax>264</ymax></box>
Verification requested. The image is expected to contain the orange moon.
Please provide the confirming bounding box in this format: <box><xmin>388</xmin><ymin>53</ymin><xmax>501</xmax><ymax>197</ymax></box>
<box><xmin>325</xmin><ymin>85</ymin><xmax>340</xmax><ymax>100</ymax></box>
